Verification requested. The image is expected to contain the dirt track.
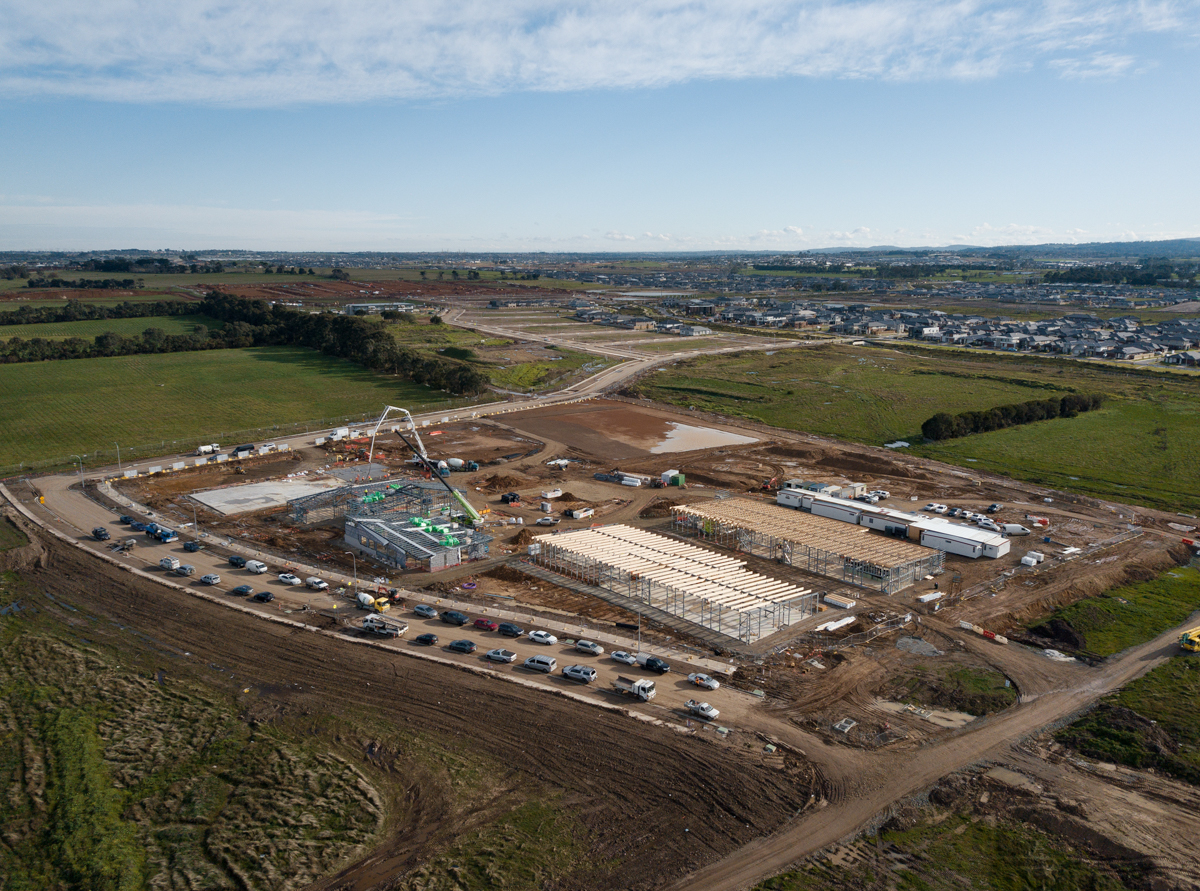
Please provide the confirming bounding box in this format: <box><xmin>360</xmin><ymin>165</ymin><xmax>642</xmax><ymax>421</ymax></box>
<box><xmin>18</xmin><ymin>526</ymin><xmax>812</xmax><ymax>891</ymax></box>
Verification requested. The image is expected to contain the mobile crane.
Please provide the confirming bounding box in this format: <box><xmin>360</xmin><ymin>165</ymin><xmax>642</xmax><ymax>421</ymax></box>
<box><xmin>365</xmin><ymin>406</ymin><xmax>485</xmax><ymax>526</ymax></box>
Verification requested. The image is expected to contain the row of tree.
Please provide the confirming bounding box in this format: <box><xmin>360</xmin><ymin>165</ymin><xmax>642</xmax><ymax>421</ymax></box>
<box><xmin>1</xmin><ymin>328</ymin><xmax>225</xmax><ymax>362</ymax></box>
<box><xmin>1043</xmin><ymin>259</ymin><xmax>1197</xmax><ymax>288</ymax></box>
<box><xmin>26</xmin><ymin>277</ymin><xmax>145</xmax><ymax>290</ymax></box>
<box><xmin>197</xmin><ymin>292</ymin><xmax>490</xmax><ymax>395</ymax></box>
<box><xmin>0</xmin><ymin>299</ymin><xmax>195</xmax><ymax>326</ymax></box>
<box><xmin>921</xmin><ymin>393</ymin><xmax>1104</xmax><ymax>441</ymax></box>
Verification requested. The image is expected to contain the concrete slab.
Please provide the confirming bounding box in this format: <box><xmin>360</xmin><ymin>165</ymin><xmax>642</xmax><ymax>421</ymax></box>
<box><xmin>193</xmin><ymin>477</ymin><xmax>345</xmax><ymax>516</ymax></box>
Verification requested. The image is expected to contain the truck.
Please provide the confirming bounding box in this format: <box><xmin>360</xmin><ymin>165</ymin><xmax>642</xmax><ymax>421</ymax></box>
<box><xmin>1181</xmin><ymin>626</ymin><xmax>1200</xmax><ymax>653</ymax></box>
<box><xmin>685</xmin><ymin>700</ymin><xmax>720</xmax><ymax>721</ymax></box>
<box><xmin>362</xmin><ymin>614</ymin><xmax>408</xmax><ymax>638</ymax></box>
<box><xmin>357</xmin><ymin>591</ymin><xmax>390</xmax><ymax>612</ymax></box>
<box><xmin>635</xmin><ymin>653</ymin><xmax>671</xmax><ymax>673</ymax></box>
<box><xmin>611</xmin><ymin>676</ymin><xmax>657</xmax><ymax>701</ymax></box>
<box><xmin>146</xmin><ymin>526</ymin><xmax>179</xmax><ymax>543</ymax></box>
<box><xmin>195</xmin><ymin>443</ymin><xmax>221</xmax><ymax>456</ymax></box>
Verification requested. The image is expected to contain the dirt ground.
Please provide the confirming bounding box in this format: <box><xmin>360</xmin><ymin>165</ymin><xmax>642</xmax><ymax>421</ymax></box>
<box><xmin>15</xmin><ymin>527</ymin><xmax>814</xmax><ymax>891</ymax></box>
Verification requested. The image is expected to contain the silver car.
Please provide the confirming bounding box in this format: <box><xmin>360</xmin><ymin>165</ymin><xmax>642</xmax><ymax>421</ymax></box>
<box><xmin>562</xmin><ymin>664</ymin><xmax>597</xmax><ymax>684</ymax></box>
<box><xmin>485</xmin><ymin>648</ymin><xmax>518</xmax><ymax>664</ymax></box>
<box><xmin>199</xmin><ymin>573</ymin><xmax>221</xmax><ymax>585</ymax></box>
<box><xmin>575</xmin><ymin>640</ymin><xmax>604</xmax><ymax>656</ymax></box>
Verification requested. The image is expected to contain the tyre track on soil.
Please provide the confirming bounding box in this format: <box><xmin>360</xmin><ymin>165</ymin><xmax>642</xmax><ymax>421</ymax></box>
<box><xmin>21</xmin><ymin>529</ymin><xmax>812</xmax><ymax>891</ymax></box>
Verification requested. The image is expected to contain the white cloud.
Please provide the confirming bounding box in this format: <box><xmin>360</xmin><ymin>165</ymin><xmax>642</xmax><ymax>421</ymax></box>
<box><xmin>0</xmin><ymin>1</ymin><xmax>1194</xmax><ymax>105</ymax></box>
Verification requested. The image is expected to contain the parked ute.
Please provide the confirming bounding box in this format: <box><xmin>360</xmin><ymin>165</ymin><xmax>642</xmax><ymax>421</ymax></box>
<box><xmin>635</xmin><ymin>653</ymin><xmax>670</xmax><ymax>673</ymax></box>
<box><xmin>92</xmin><ymin>527</ymin><xmax>111</xmax><ymax>541</ymax></box>
<box><xmin>686</xmin><ymin>700</ymin><xmax>720</xmax><ymax>721</ymax></box>
<box><xmin>305</xmin><ymin>577</ymin><xmax>329</xmax><ymax>591</ymax></box>
<box><xmin>535</xmin><ymin>517</ymin><xmax>560</xmax><ymax>526</ymax></box>
<box><xmin>485</xmin><ymin>648</ymin><xmax>517</xmax><ymax>663</ymax></box>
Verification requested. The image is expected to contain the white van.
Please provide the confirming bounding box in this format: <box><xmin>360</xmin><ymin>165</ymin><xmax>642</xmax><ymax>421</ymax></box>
<box><xmin>159</xmin><ymin>556</ymin><xmax>181</xmax><ymax>571</ymax></box>
<box><xmin>523</xmin><ymin>655</ymin><xmax>557</xmax><ymax>674</ymax></box>
<box><xmin>1002</xmin><ymin>524</ymin><xmax>1031</xmax><ymax>536</ymax></box>
<box><xmin>245</xmin><ymin>560</ymin><xmax>268</xmax><ymax>574</ymax></box>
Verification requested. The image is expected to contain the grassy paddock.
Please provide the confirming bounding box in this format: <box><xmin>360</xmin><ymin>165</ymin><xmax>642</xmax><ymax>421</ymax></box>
<box><xmin>0</xmin><ymin>346</ymin><xmax>468</xmax><ymax>472</ymax></box>
<box><xmin>0</xmin><ymin>314</ymin><xmax>220</xmax><ymax>340</ymax></box>
<box><xmin>636</xmin><ymin>343</ymin><xmax>1200</xmax><ymax>512</ymax></box>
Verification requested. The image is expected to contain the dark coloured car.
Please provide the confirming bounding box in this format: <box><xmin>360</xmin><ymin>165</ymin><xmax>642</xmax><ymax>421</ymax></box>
<box><xmin>415</xmin><ymin>633</ymin><xmax>438</xmax><ymax>646</ymax></box>
<box><xmin>440</xmin><ymin>610</ymin><xmax>469</xmax><ymax>626</ymax></box>
<box><xmin>92</xmin><ymin>527</ymin><xmax>111</xmax><ymax>541</ymax></box>
<box><xmin>252</xmin><ymin>590</ymin><xmax>274</xmax><ymax>603</ymax></box>
<box><xmin>447</xmin><ymin>639</ymin><xmax>477</xmax><ymax>654</ymax></box>
<box><xmin>228</xmin><ymin>555</ymin><xmax>247</xmax><ymax>568</ymax></box>
<box><xmin>473</xmin><ymin>618</ymin><xmax>498</xmax><ymax>633</ymax></box>
<box><xmin>129</xmin><ymin>521</ymin><xmax>147</xmax><ymax>532</ymax></box>
<box><xmin>497</xmin><ymin>622</ymin><xmax>525</xmax><ymax>638</ymax></box>
<box><xmin>118</xmin><ymin>515</ymin><xmax>133</xmax><ymax>524</ymax></box>
<box><xmin>232</xmin><ymin>585</ymin><xmax>254</xmax><ymax>597</ymax></box>
<box><xmin>642</xmin><ymin>656</ymin><xmax>671</xmax><ymax>673</ymax></box>
<box><xmin>184</xmin><ymin>540</ymin><xmax>202</xmax><ymax>552</ymax></box>
<box><xmin>987</xmin><ymin>503</ymin><xmax>1003</xmax><ymax>513</ymax></box>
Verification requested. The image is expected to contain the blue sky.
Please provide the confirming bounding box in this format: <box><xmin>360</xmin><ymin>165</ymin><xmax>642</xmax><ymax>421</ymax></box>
<box><xmin>2</xmin><ymin>1</ymin><xmax>1198</xmax><ymax>252</ymax></box>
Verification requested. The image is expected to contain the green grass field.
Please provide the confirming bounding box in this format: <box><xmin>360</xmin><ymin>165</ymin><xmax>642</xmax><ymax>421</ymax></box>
<box><xmin>489</xmin><ymin>348</ymin><xmax>611</xmax><ymax>391</ymax></box>
<box><xmin>1029</xmin><ymin>567</ymin><xmax>1200</xmax><ymax>656</ymax></box>
<box><xmin>0</xmin><ymin>346</ymin><xmax>469</xmax><ymax>473</ymax></box>
<box><xmin>0</xmin><ymin>314</ymin><xmax>220</xmax><ymax>340</ymax></box>
<box><xmin>636</xmin><ymin>343</ymin><xmax>1200</xmax><ymax>512</ymax></box>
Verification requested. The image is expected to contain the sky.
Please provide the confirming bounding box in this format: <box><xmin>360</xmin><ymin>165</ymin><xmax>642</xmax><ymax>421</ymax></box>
<box><xmin>1</xmin><ymin>0</ymin><xmax>1199</xmax><ymax>253</ymax></box>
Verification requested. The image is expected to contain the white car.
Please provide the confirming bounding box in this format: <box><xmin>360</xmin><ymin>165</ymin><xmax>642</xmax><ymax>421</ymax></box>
<box><xmin>687</xmin><ymin>672</ymin><xmax>720</xmax><ymax>691</ymax></box>
<box><xmin>305</xmin><ymin>577</ymin><xmax>329</xmax><ymax>590</ymax></box>
<box><xmin>485</xmin><ymin>648</ymin><xmax>518</xmax><ymax>664</ymax></box>
<box><xmin>932</xmin><ymin>504</ymin><xmax>948</xmax><ymax>514</ymax></box>
<box><xmin>528</xmin><ymin>630</ymin><xmax>557</xmax><ymax>646</ymax></box>
<box><xmin>575</xmin><ymin>640</ymin><xmax>604</xmax><ymax>656</ymax></box>
<box><xmin>199</xmin><ymin>573</ymin><xmax>221</xmax><ymax>585</ymax></box>
<box><xmin>535</xmin><ymin>517</ymin><xmax>560</xmax><ymax>526</ymax></box>
<box><xmin>610</xmin><ymin>650</ymin><xmax>637</xmax><ymax>665</ymax></box>
<box><xmin>278</xmin><ymin>573</ymin><xmax>302</xmax><ymax>585</ymax></box>
<box><xmin>562</xmin><ymin>665</ymin><xmax>597</xmax><ymax>684</ymax></box>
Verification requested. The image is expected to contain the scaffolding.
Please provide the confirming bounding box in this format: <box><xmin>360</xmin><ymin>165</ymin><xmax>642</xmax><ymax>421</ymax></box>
<box><xmin>290</xmin><ymin>478</ymin><xmax>461</xmax><ymax>525</ymax></box>
<box><xmin>672</xmin><ymin>499</ymin><xmax>943</xmax><ymax>594</ymax></box>
<box><xmin>529</xmin><ymin>525</ymin><xmax>817</xmax><ymax>643</ymax></box>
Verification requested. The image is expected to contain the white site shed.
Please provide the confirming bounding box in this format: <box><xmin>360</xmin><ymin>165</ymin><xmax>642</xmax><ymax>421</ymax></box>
<box><xmin>911</xmin><ymin>520</ymin><xmax>1010</xmax><ymax>559</ymax></box>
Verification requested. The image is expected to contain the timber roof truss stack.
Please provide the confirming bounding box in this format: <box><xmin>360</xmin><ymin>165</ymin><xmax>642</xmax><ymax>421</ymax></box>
<box><xmin>676</xmin><ymin>499</ymin><xmax>936</xmax><ymax>570</ymax></box>
<box><xmin>531</xmin><ymin>524</ymin><xmax>812</xmax><ymax>613</ymax></box>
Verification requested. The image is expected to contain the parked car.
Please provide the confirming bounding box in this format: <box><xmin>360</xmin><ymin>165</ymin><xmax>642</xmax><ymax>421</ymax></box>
<box><xmin>610</xmin><ymin>650</ymin><xmax>637</xmax><ymax>665</ymax></box>
<box><xmin>529</xmin><ymin>630</ymin><xmax>557</xmax><ymax>645</ymax></box>
<box><xmin>987</xmin><ymin>503</ymin><xmax>1003</xmax><ymax>513</ymax></box>
<box><xmin>183</xmin><ymin>540</ymin><xmax>202</xmax><ymax>552</ymax></box>
<box><xmin>687</xmin><ymin>672</ymin><xmax>721</xmax><ymax>691</ymax></box>
<box><xmin>118</xmin><ymin>515</ymin><xmax>133</xmax><ymax>524</ymax></box>
<box><xmin>228</xmin><ymin>555</ymin><xmax>247</xmax><ymax>568</ymax></box>
<box><xmin>535</xmin><ymin>517</ymin><xmax>560</xmax><ymax>526</ymax></box>
<box><xmin>414</xmin><ymin>633</ymin><xmax>438</xmax><ymax>646</ymax></box>
<box><xmin>523</xmin><ymin>654</ymin><xmax>557</xmax><ymax>673</ymax></box>
<box><xmin>305</xmin><ymin>577</ymin><xmax>329</xmax><ymax>591</ymax></box>
<box><xmin>232</xmin><ymin>585</ymin><xmax>254</xmax><ymax>597</ymax></box>
<box><xmin>130</xmin><ymin>521</ymin><xmax>147</xmax><ymax>532</ymax></box>
<box><xmin>497</xmin><ymin>622</ymin><xmax>525</xmax><ymax>638</ymax></box>
<box><xmin>246</xmin><ymin>560</ymin><xmax>268</xmax><ymax>574</ymax></box>
<box><xmin>199</xmin><ymin>574</ymin><xmax>221</xmax><ymax>585</ymax></box>
<box><xmin>253</xmin><ymin>590</ymin><xmax>274</xmax><ymax>603</ymax></box>
<box><xmin>575</xmin><ymin>640</ymin><xmax>604</xmax><ymax>656</ymax></box>
<box><xmin>413</xmin><ymin>604</ymin><xmax>439</xmax><ymax>619</ymax></box>
<box><xmin>440</xmin><ymin>610</ymin><xmax>469</xmax><ymax>626</ymax></box>
<box><xmin>686</xmin><ymin>700</ymin><xmax>720</xmax><ymax>721</ymax></box>
<box><xmin>159</xmin><ymin>556</ymin><xmax>181</xmax><ymax>571</ymax></box>
<box><xmin>562</xmin><ymin>664</ymin><xmax>597</xmax><ymax>684</ymax></box>
<box><xmin>92</xmin><ymin>527</ymin><xmax>111</xmax><ymax>541</ymax></box>
<box><xmin>485</xmin><ymin>648</ymin><xmax>518</xmax><ymax>663</ymax></box>
<box><xmin>174</xmin><ymin>564</ymin><xmax>195</xmax><ymax>577</ymax></box>
<box><xmin>473</xmin><ymin>618</ymin><xmax>499</xmax><ymax>633</ymax></box>
<box><xmin>447</xmin><ymin>639</ymin><xmax>476</xmax><ymax>654</ymax></box>
<box><xmin>278</xmin><ymin>573</ymin><xmax>302</xmax><ymax>585</ymax></box>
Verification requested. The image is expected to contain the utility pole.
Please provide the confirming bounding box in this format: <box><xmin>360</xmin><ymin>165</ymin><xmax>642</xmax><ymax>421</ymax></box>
<box><xmin>345</xmin><ymin>551</ymin><xmax>357</xmax><ymax>593</ymax></box>
<box><xmin>113</xmin><ymin>442</ymin><xmax>122</xmax><ymax>474</ymax></box>
<box><xmin>70</xmin><ymin>454</ymin><xmax>83</xmax><ymax>478</ymax></box>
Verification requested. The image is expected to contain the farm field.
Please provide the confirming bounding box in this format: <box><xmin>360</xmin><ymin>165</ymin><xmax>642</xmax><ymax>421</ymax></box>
<box><xmin>0</xmin><ymin>346</ymin><xmax>465</xmax><ymax>472</ymax></box>
<box><xmin>634</xmin><ymin>343</ymin><xmax>1200</xmax><ymax>512</ymax></box>
<box><xmin>0</xmin><ymin>314</ymin><xmax>220</xmax><ymax>340</ymax></box>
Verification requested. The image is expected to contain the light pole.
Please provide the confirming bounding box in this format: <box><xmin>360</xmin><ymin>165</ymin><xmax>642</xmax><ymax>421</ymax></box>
<box><xmin>70</xmin><ymin>454</ymin><xmax>83</xmax><ymax>478</ymax></box>
<box><xmin>113</xmin><ymin>442</ymin><xmax>122</xmax><ymax>474</ymax></box>
<box><xmin>188</xmin><ymin>498</ymin><xmax>198</xmax><ymax>534</ymax></box>
<box><xmin>344</xmin><ymin>551</ymin><xmax>357</xmax><ymax>593</ymax></box>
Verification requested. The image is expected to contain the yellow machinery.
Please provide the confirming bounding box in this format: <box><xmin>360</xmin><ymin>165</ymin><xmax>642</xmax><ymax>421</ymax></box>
<box><xmin>1180</xmin><ymin>626</ymin><xmax>1200</xmax><ymax>653</ymax></box>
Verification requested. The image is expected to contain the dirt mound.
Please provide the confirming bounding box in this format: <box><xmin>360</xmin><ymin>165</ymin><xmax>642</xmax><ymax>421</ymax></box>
<box><xmin>509</xmin><ymin>528</ymin><xmax>538</xmax><ymax>546</ymax></box>
<box><xmin>766</xmin><ymin>445</ymin><xmax>823</xmax><ymax>462</ymax></box>
<box><xmin>481</xmin><ymin>474</ymin><xmax>525</xmax><ymax>491</ymax></box>
<box><xmin>640</xmin><ymin>498</ymin><xmax>682</xmax><ymax>519</ymax></box>
<box><xmin>484</xmin><ymin>565</ymin><xmax>530</xmax><ymax>584</ymax></box>
<box><xmin>816</xmin><ymin>452</ymin><xmax>932</xmax><ymax>481</ymax></box>
<box><xmin>556</xmin><ymin>491</ymin><xmax>581</xmax><ymax>502</ymax></box>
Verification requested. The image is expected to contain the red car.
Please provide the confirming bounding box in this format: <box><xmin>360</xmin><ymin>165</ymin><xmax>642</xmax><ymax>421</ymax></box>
<box><xmin>473</xmin><ymin>618</ymin><xmax>499</xmax><ymax>633</ymax></box>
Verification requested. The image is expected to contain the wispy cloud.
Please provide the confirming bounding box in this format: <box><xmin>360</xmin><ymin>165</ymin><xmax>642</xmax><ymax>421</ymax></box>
<box><xmin>1</xmin><ymin>1</ymin><xmax>1194</xmax><ymax>105</ymax></box>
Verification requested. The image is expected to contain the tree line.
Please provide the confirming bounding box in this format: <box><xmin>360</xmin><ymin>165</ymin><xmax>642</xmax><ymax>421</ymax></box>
<box><xmin>0</xmin><ymin>294</ymin><xmax>491</xmax><ymax>396</ymax></box>
<box><xmin>26</xmin><ymin>277</ymin><xmax>144</xmax><ymax>290</ymax></box>
<box><xmin>921</xmin><ymin>393</ymin><xmax>1104</xmax><ymax>441</ymax></box>
<box><xmin>0</xmin><ymin>300</ymin><xmax>195</xmax><ymax>326</ymax></box>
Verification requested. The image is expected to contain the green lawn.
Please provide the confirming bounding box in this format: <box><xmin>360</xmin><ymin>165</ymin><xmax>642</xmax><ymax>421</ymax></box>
<box><xmin>0</xmin><ymin>347</ymin><xmax>468</xmax><ymax>473</ymax></box>
<box><xmin>636</xmin><ymin>344</ymin><xmax>1200</xmax><ymax>512</ymax></box>
<box><xmin>0</xmin><ymin>314</ymin><xmax>220</xmax><ymax>340</ymax></box>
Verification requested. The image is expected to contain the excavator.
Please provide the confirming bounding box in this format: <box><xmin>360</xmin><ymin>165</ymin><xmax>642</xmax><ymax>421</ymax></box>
<box><xmin>1180</xmin><ymin>625</ymin><xmax>1200</xmax><ymax>653</ymax></box>
<box><xmin>364</xmin><ymin>405</ymin><xmax>486</xmax><ymax>526</ymax></box>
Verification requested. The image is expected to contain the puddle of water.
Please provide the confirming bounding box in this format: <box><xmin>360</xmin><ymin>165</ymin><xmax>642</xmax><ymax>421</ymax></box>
<box><xmin>649</xmin><ymin>422</ymin><xmax>759</xmax><ymax>454</ymax></box>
